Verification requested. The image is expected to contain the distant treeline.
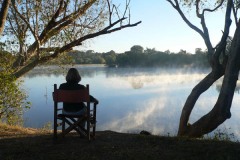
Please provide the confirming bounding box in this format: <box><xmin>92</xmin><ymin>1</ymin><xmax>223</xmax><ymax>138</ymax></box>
<box><xmin>47</xmin><ymin>45</ymin><xmax>209</xmax><ymax>67</ymax></box>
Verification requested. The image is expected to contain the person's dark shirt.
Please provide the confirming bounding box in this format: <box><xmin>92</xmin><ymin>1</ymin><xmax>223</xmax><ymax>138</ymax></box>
<box><xmin>59</xmin><ymin>82</ymin><xmax>95</xmax><ymax>112</ymax></box>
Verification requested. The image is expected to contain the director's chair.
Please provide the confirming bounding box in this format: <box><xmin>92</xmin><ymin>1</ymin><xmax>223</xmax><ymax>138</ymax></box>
<box><xmin>52</xmin><ymin>84</ymin><xmax>97</xmax><ymax>140</ymax></box>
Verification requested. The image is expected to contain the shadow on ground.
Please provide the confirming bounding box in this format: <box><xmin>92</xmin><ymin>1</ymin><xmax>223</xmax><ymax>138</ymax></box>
<box><xmin>1</xmin><ymin>131</ymin><xmax>240</xmax><ymax>160</ymax></box>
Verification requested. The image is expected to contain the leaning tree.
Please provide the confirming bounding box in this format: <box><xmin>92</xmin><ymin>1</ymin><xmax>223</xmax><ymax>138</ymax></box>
<box><xmin>166</xmin><ymin>0</ymin><xmax>240</xmax><ymax>137</ymax></box>
<box><xmin>1</xmin><ymin>0</ymin><xmax>141</xmax><ymax>78</ymax></box>
<box><xmin>0</xmin><ymin>0</ymin><xmax>141</xmax><ymax>124</ymax></box>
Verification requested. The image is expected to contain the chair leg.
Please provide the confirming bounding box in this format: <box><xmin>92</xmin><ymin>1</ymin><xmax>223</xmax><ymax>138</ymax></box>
<box><xmin>62</xmin><ymin>118</ymin><xmax>65</xmax><ymax>137</ymax></box>
<box><xmin>87</xmin><ymin>105</ymin><xmax>91</xmax><ymax>141</ymax></box>
<box><xmin>54</xmin><ymin>119</ymin><xmax>58</xmax><ymax>139</ymax></box>
<box><xmin>92</xmin><ymin>124</ymin><xmax>96</xmax><ymax>138</ymax></box>
<box><xmin>92</xmin><ymin>104</ymin><xmax>97</xmax><ymax>138</ymax></box>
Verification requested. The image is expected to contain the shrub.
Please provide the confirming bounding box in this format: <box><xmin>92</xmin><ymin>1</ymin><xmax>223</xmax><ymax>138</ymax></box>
<box><xmin>0</xmin><ymin>51</ymin><xmax>31</xmax><ymax>125</ymax></box>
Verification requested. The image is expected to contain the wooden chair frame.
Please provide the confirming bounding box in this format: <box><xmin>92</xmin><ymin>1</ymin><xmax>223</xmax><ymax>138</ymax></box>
<box><xmin>52</xmin><ymin>84</ymin><xmax>97</xmax><ymax>140</ymax></box>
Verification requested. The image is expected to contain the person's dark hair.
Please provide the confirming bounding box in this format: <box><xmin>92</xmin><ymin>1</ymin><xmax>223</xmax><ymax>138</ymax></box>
<box><xmin>66</xmin><ymin>68</ymin><xmax>81</xmax><ymax>83</ymax></box>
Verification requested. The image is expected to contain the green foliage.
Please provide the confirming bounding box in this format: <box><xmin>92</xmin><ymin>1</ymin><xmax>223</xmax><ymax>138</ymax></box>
<box><xmin>102</xmin><ymin>50</ymin><xmax>116</xmax><ymax>66</ymax></box>
<box><xmin>45</xmin><ymin>52</ymin><xmax>73</xmax><ymax>65</ymax></box>
<box><xmin>130</xmin><ymin>45</ymin><xmax>144</xmax><ymax>53</ymax></box>
<box><xmin>116</xmin><ymin>47</ymin><xmax>209</xmax><ymax>67</ymax></box>
<box><xmin>46</xmin><ymin>45</ymin><xmax>209</xmax><ymax>68</ymax></box>
<box><xmin>0</xmin><ymin>50</ymin><xmax>31</xmax><ymax>125</ymax></box>
<box><xmin>68</xmin><ymin>50</ymin><xmax>104</xmax><ymax>64</ymax></box>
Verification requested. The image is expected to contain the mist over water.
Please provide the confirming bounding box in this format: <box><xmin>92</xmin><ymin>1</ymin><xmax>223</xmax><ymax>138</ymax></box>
<box><xmin>22</xmin><ymin>65</ymin><xmax>240</xmax><ymax>140</ymax></box>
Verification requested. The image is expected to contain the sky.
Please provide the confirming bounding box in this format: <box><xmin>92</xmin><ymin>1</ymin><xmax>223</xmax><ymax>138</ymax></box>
<box><xmin>80</xmin><ymin>0</ymin><xmax>236</xmax><ymax>54</ymax></box>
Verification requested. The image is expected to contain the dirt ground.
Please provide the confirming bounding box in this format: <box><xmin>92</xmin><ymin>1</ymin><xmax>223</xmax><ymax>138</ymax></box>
<box><xmin>1</xmin><ymin>127</ymin><xmax>240</xmax><ymax>160</ymax></box>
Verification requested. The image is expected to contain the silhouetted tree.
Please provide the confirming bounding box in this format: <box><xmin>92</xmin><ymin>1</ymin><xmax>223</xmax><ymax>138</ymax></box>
<box><xmin>130</xmin><ymin>45</ymin><xmax>144</xmax><ymax>53</ymax></box>
<box><xmin>167</xmin><ymin>0</ymin><xmax>240</xmax><ymax>137</ymax></box>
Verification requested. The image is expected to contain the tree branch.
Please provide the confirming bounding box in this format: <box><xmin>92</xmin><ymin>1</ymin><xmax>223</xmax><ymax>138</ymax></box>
<box><xmin>11</xmin><ymin>2</ymin><xmax>38</xmax><ymax>43</ymax></box>
<box><xmin>11</xmin><ymin>0</ymin><xmax>141</xmax><ymax>78</ymax></box>
<box><xmin>12</xmin><ymin>19</ymin><xmax>141</xmax><ymax>78</ymax></box>
<box><xmin>39</xmin><ymin>47</ymin><xmax>60</xmax><ymax>53</ymax></box>
<box><xmin>166</xmin><ymin>0</ymin><xmax>214</xmax><ymax>54</ymax></box>
<box><xmin>54</xmin><ymin>19</ymin><xmax>141</xmax><ymax>56</ymax></box>
<box><xmin>214</xmin><ymin>0</ymin><xmax>232</xmax><ymax>60</ymax></box>
<box><xmin>40</xmin><ymin>0</ymin><xmax>97</xmax><ymax>43</ymax></box>
<box><xmin>202</xmin><ymin>0</ymin><xmax>225</xmax><ymax>14</ymax></box>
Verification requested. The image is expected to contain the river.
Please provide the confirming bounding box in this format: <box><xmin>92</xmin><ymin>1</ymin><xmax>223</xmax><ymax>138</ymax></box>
<box><xmin>22</xmin><ymin>65</ymin><xmax>240</xmax><ymax>140</ymax></box>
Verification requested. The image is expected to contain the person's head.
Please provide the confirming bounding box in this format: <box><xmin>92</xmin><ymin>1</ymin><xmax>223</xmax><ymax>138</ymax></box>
<box><xmin>66</xmin><ymin>68</ymin><xmax>81</xmax><ymax>83</ymax></box>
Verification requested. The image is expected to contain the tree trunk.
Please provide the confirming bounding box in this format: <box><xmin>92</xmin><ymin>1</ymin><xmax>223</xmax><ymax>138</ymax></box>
<box><xmin>0</xmin><ymin>0</ymin><xmax>10</xmax><ymax>35</ymax></box>
<box><xmin>178</xmin><ymin>23</ymin><xmax>240</xmax><ymax>137</ymax></box>
<box><xmin>178</xmin><ymin>70</ymin><xmax>224</xmax><ymax>136</ymax></box>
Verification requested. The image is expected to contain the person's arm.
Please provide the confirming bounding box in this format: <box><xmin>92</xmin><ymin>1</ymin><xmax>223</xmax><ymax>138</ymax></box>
<box><xmin>82</xmin><ymin>84</ymin><xmax>98</xmax><ymax>104</ymax></box>
<box><xmin>90</xmin><ymin>95</ymin><xmax>99</xmax><ymax>104</ymax></box>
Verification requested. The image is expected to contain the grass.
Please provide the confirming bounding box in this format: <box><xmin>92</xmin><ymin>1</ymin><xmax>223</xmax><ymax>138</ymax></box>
<box><xmin>1</xmin><ymin>123</ymin><xmax>240</xmax><ymax>160</ymax></box>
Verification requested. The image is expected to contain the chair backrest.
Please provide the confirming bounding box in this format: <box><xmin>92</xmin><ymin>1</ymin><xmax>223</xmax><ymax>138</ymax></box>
<box><xmin>53</xmin><ymin>84</ymin><xmax>90</xmax><ymax>103</ymax></box>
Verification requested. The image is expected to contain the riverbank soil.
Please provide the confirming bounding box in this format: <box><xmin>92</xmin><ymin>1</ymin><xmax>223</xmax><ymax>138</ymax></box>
<box><xmin>0</xmin><ymin>124</ymin><xmax>240</xmax><ymax>160</ymax></box>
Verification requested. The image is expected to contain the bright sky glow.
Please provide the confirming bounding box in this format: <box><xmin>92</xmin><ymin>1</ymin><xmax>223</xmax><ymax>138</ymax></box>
<box><xmin>81</xmin><ymin>0</ymin><xmax>236</xmax><ymax>54</ymax></box>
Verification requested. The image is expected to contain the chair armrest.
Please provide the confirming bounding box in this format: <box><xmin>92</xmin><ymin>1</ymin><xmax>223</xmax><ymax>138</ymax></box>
<box><xmin>90</xmin><ymin>100</ymin><xmax>98</xmax><ymax>105</ymax></box>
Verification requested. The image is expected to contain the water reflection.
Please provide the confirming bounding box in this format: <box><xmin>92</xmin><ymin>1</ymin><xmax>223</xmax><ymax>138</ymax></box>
<box><xmin>22</xmin><ymin>65</ymin><xmax>240</xmax><ymax>140</ymax></box>
<box><xmin>215</xmin><ymin>80</ymin><xmax>240</xmax><ymax>94</ymax></box>
<box><xmin>101</xmin><ymin>97</ymin><xmax>180</xmax><ymax>135</ymax></box>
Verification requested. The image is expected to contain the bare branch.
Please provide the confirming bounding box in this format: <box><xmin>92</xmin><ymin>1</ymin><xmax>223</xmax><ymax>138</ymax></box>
<box><xmin>40</xmin><ymin>0</ymin><xmax>97</xmax><ymax>43</ymax></box>
<box><xmin>109</xmin><ymin>3</ymin><xmax>121</xmax><ymax>22</ymax></box>
<box><xmin>166</xmin><ymin>0</ymin><xmax>214</xmax><ymax>55</ymax></box>
<box><xmin>39</xmin><ymin>0</ymin><xmax>68</xmax><ymax>39</ymax></box>
<box><xmin>107</xmin><ymin>0</ymin><xmax>112</xmax><ymax>24</ymax></box>
<box><xmin>128</xmin><ymin>6</ymin><xmax>131</xmax><ymax>24</ymax></box>
<box><xmin>123</xmin><ymin>0</ymin><xmax>131</xmax><ymax>18</ymax></box>
<box><xmin>11</xmin><ymin>2</ymin><xmax>40</xmax><ymax>49</ymax></box>
<box><xmin>214</xmin><ymin>0</ymin><xmax>232</xmax><ymax>60</ymax></box>
<box><xmin>202</xmin><ymin>0</ymin><xmax>225</xmax><ymax>14</ymax></box>
<box><xmin>166</xmin><ymin>0</ymin><xmax>177</xmax><ymax>9</ymax></box>
<box><xmin>196</xmin><ymin>0</ymin><xmax>201</xmax><ymax>18</ymax></box>
<box><xmin>6</xmin><ymin>15</ymin><xmax>18</xmax><ymax>38</ymax></box>
<box><xmin>58</xmin><ymin>19</ymin><xmax>142</xmax><ymax>53</ymax></box>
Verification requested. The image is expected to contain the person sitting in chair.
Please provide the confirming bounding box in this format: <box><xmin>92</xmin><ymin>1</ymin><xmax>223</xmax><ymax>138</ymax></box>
<box><xmin>59</xmin><ymin>68</ymin><xmax>98</xmax><ymax>127</ymax></box>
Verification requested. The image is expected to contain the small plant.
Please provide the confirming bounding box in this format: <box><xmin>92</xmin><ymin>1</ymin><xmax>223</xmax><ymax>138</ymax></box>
<box><xmin>40</xmin><ymin>122</ymin><xmax>52</xmax><ymax>133</ymax></box>
<box><xmin>204</xmin><ymin>127</ymin><xmax>237</xmax><ymax>142</ymax></box>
